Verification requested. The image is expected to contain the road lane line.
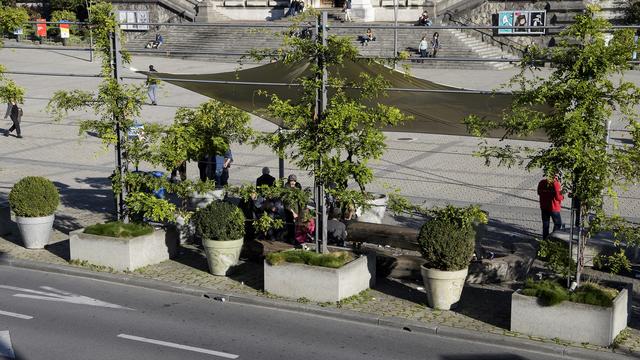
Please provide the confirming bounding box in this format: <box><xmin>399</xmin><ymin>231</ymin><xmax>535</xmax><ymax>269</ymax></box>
<box><xmin>0</xmin><ymin>331</ymin><xmax>16</xmax><ymax>359</ymax></box>
<box><xmin>0</xmin><ymin>310</ymin><xmax>33</xmax><ymax>320</ymax></box>
<box><xmin>117</xmin><ymin>334</ymin><xmax>239</xmax><ymax>359</ymax></box>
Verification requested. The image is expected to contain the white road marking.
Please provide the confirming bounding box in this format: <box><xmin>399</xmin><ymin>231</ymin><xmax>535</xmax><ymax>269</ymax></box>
<box><xmin>0</xmin><ymin>285</ymin><xmax>133</xmax><ymax>310</ymax></box>
<box><xmin>0</xmin><ymin>331</ymin><xmax>15</xmax><ymax>359</ymax></box>
<box><xmin>0</xmin><ymin>310</ymin><xmax>33</xmax><ymax>320</ymax></box>
<box><xmin>117</xmin><ymin>334</ymin><xmax>239</xmax><ymax>359</ymax></box>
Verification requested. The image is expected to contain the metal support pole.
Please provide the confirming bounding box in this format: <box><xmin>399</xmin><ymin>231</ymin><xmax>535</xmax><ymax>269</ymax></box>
<box><xmin>111</xmin><ymin>30</ymin><xmax>127</xmax><ymax>222</ymax></box>
<box><xmin>86</xmin><ymin>0</ymin><xmax>94</xmax><ymax>62</ymax></box>
<box><xmin>278</xmin><ymin>128</ymin><xmax>285</xmax><ymax>180</ymax></box>
<box><xmin>567</xmin><ymin>192</ymin><xmax>576</xmax><ymax>288</ymax></box>
<box><xmin>313</xmin><ymin>12</ymin><xmax>329</xmax><ymax>254</ymax></box>
<box><xmin>393</xmin><ymin>0</ymin><xmax>398</xmax><ymax>70</ymax></box>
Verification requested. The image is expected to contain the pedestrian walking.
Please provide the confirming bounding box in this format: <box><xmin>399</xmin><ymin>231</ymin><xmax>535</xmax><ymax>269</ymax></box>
<box><xmin>146</xmin><ymin>65</ymin><xmax>159</xmax><ymax>105</ymax></box>
<box><xmin>213</xmin><ymin>149</ymin><xmax>233</xmax><ymax>188</ymax></box>
<box><xmin>430</xmin><ymin>32</ymin><xmax>440</xmax><ymax>58</ymax></box>
<box><xmin>419</xmin><ymin>36</ymin><xmax>429</xmax><ymax>62</ymax></box>
<box><xmin>4</xmin><ymin>100</ymin><xmax>23</xmax><ymax>138</ymax></box>
<box><xmin>538</xmin><ymin>175</ymin><xmax>564</xmax><ymax>240</ymax></box>
<box><xmin>343</xmin><ymin>0</ymin><xmax>352</xmax><ymax>22</ymax></box>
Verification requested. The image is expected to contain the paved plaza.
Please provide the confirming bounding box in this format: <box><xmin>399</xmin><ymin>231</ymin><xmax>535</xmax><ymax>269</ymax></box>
<box><xmin>1</xmin><ymin>46</ymin><xmax>640</xmax><ymax>357</ymax></box>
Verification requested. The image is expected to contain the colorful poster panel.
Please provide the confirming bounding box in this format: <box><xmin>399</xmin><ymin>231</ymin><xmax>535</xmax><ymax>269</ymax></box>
<box><xmin>513</xmin><ymin>11</ymin><xmax>529</xmax><ymax>33</ymax></box>
<box><xmin>529</xmin><ymin>11</ymin><xmax>546</xmax><ymax>34</ymax></box>
<box><xmin>498</xmin><ymin>11</ymin><xmax>514</xmax><ymax>34</ymax></box>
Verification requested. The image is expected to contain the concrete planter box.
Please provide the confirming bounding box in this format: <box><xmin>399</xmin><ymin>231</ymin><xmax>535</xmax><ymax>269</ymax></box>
<box><xmin>264</xmin><ymin>253</ymin><xmax>376</xmax><ymax>302</ymax></box>
<box><xmin>69</xmin><ymin>227</ymin><xmax>178</xmax><ymax>271</ymax></box>
<box><xmin>189</xmin><ymin>189</ymin><xmax>225</xmax><ymax>210</ymax></box>
<box><xmin>355</xmin><ymin>194</ymin><xmax>387</xmax><ymax>224</ymax></box>
<box><xmin>511</xmin><ymin>288</ymin><xmax>628</xmax><ymax>346</ymax></box>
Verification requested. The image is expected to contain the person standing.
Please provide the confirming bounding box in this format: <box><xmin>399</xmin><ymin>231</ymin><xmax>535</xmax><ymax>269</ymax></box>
<box><xmin>286</xmin><ymin>174</ymin><xmax>302</xmax><ymax>189</ymax></box>
<box><xmin>419</xmin><ymin>36</ymin><xmax>429</xmax><ymax>63</ymax></box>
<box><xmin>4</xmin><ymin>100</ymin><xmax>22</xmax><ymax>138</ymax></box>
<box><xmin>538</xmin><ymin>175</ymin><xmax>564</xmax><ymax>240</ymax></box>
<box><xmin>213</xmin><ymin>149</ymin><xmax>233</xmax><ymax>188</ymax></box>
<box><xmin>146</xmin><ymin>65</ymin><xmax>159</xmax><ymax>106</ymax></box>
<box><xmin>343</xmin><ymin>0</ymin><xmax>352</xmax><ymax>22</ymax></box>
<box><xmin>256</xmin><ymin>166</ymin><xmax>276</xmax><ymax>187</ymax></box>
<box><xmin>430</xmin><ymin>32</ymin><xmax>440</xmax><ymax>58</ymax></box>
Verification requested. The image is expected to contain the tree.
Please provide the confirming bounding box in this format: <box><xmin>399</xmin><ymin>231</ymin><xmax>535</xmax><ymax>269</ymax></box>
<box><xmin>255</xmin><ymin>12</ymin><xmax>410</xmax><ymax>241</ymax></box>
<box><xmin>465</xmin><ymin>5</ymin><xmax>640</xmax><ymax>285</ymax></box>
<box><xmin>0</xmin><ymin>6</ymin><xmax>28</xmax><ymax>104</ymax></box>
<box><xmin>625</xmin><ymin>0</ymin><xmax>640</xmax><ymax>24</ymax></box>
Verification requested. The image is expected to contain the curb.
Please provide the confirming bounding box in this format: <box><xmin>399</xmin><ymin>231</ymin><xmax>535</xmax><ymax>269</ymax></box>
<box><xmin>0</xmin><ymin>254</ymin><xmax>633</xmax><ymax>360</ymax></box>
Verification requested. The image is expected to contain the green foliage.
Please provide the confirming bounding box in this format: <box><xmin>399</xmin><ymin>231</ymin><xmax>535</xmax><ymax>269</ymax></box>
<box><xmin>192</xmin><ymin>201</ymin><xmax>245</xmax><ymax>241</ymax></box>
<box><xmin>522</xmin><ymin>279</ymin><xmax>569</xmax><ymax>306</ymax></box>
<box><xmin>593</xmin><ymin>249</ymin><xmax>632</xmax><ymax>275</ymax></box>
<box><xmin>463</xmin><ymin>6</ymin><xmax>640</xmax><ymax>279</ymax></box>
<box><xmin>84</xmin><ymin>221</ymin><xmax>153</xmax><ymax>238</ymax></box>
<box><xmin>124</xmin><ymin>192</ymin><xmax>176</xmax><ymax>223</ymax></box>
<box><xmin>9</xmin><ymin>176</ymin><xmax>60</xmax><ymax>217</ymax></box>
<box><xmin>253</xmin><ymin>12</ymin><xmax>411</xmax><ymax>211</ymax></box>
<box><xmin>0</xmin><ymin>5</ymin><xmax>28</xmax><ymax>35</ymax></box>
<box><xmin>418</xmin><ymin>216</ymin><xmax>476</xmax><ymax>271</ymax></box>
<box><xmin>537</xmin><ymin>238</ymin><xmax>576</xmax><ymax>275</ymax></box>
<box><xmin>522</xmin><ymin>279</ymin><xmax>618</xmax><ymax>307</ymax></box>
<box><xmin>625</xmin><ymin>1</ymin><xmax>640</xmax><ymax>24</ymax></box>
<box><xmin>253</xmin><ymin>212</ymin><xmax>284</xmax><ymax>237</ymax></box>
<box><xmin>571</xmin><ymin>282</ymin><xmax>618</xmax><ymax>307</ymax></box>
<box><xmin>50</xmin><ymin>10</ymin><xmax>76</xmax><ymax>22</ymax></box>
<box><xmin>50</xmin><ymin>0</ymin><xmax>84</xmax><ymax>11</ymax></box>
<box><xmin>266</xmin><ymin>250</ymin><xmax>353</xmax><ymax>268</ymax></box>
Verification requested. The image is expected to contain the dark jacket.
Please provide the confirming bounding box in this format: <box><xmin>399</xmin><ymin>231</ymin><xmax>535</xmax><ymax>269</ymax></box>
<box><xmin>4</xmin><ymin>103</ymin><xmax>21</xmax><ymax>122</ymax></box>
<box><xmin>327</xmin><ymin>218</ymin><xmax>347</xmax><ymax>244</ymax></box>
<box><xmin>256</xmin><ymin>174</ymin><xmax>276</xmax><ymax>187</ymax></box>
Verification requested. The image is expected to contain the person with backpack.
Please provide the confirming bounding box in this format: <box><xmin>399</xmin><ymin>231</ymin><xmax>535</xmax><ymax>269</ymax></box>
<box><xmin>4</xmin><ymin>100</ymin><xmax>23</xmax><ymax>138</ymax></box>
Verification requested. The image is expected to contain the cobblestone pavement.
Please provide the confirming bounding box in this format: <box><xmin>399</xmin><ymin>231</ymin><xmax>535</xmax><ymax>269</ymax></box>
<box><xmin>0</xmin><ymin>232</ymin><xmax>638</xmax><ymax>357</ymax></box>
<box><xmin>1</xmin><ymin>47</ymin><xmax>640</xmax><ymax>357</ymax></box>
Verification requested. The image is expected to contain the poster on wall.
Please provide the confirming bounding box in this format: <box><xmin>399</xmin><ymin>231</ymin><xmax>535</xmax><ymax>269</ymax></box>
<box><xmin>59</xmin><ymin>21</ymin><xmax>70</xmax><ymax>38</ymax></box>
<box><xmin>497</xmin><ymin>10</ymin><xmax>546</xmax><ymax>35</ymax></box>
<box><xmin>118</xmin><ymin>10</ymin><xmax>150</xmax><ymax>31</ymax></box>
<box><xmin>529</xmin><ymin>11</ymin><xmax>546</xmax><ymax>34</ymax></box>
<box><xmin>513</xmin><ymin>11</ymin><xmax>529</xmax><ymax>33</ymax></box>
<box><xmin>498</xmin><ymin>11</ymin><xmax>514</xmax><ymax>34</ymax></box>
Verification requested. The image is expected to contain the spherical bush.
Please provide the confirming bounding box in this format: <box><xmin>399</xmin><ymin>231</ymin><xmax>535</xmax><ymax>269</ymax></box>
<box><xmin>9</xmin><ymin>176</ymin><xmax>60</xmax><ymax>217</ymax></box>
<box><xmin>192</xmin><ymin>201</ymin><xmax>245</xmax><ymax>241</ymax></box>
<box><xmin>417</xmin><ymin>217</ymin><xmax>475</xmax><ymax>271</ymax></box>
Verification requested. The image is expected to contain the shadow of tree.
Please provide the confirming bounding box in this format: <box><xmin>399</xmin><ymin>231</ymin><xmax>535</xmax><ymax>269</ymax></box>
<box><xmin>51</xmin><ymin>178</ymin><xmax>115</xmax><ymax>226</ymax></box>
<box><xmin>373</xmin><ymin>277</ymin><xmax>426</xmax><ymax>305</ymax></box>
<box><xmin>440</xmin><ymin>355</ymin><xmax>528</xmax><ymax>360</ymax></box>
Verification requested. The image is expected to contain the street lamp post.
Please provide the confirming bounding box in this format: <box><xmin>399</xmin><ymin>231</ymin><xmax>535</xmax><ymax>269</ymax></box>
<box><xmin>393</xmin><ymin>0</ymin><xmax>398</xmax><ymax>70</ymax></box>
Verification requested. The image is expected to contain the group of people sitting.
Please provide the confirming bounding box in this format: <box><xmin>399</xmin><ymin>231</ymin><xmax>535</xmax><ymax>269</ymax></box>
<box><xmin>418</xmin><ymin>32</ymin><xmax>440</xmax><ymax>61</ymax></box>
<box><xmin>145</xmin><ymin>33</ymin><xmax>164</xmax><ymax>49</ymax></box>
<box><xmin>241</xmin><ymin>167</ymin><xmax>349</xmax><ymax>248</ymax></box>
<box><xmin>284</xmin><ymin>0</ymin><xmax>305</xmax><ymax>17</ymax></box>
<box><xmin>416</xmin><ymin>11</ymin><xmax>432</xmax><ymax>26</ymax></box>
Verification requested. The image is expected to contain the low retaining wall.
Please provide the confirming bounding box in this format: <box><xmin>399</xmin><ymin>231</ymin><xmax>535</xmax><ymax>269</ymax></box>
<box><xmin>264</xmin><ymin>253</ymin><xmax>376</xmax><ymax>302</ymax></box>
<box><xmin>510</xmin><ymin>289</ymin><xmax>628</xmax><ymax>347</ymax></box>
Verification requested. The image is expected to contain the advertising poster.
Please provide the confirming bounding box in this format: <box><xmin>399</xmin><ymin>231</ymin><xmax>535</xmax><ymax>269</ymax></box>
<box><xmin>36</xmin><ymin>18</ymin><xmax>47</xmax><ymax>37</ymax></box>
<box><xmin>529</xmin><ymin>11</ymin><xmax>546</xmax><ymax>34</ymax></box>
<box><xmin>513</xmin><ymin>11</ymin><xmax>529</xmax><ymax>33</ymax></box>
<box><xmin>498</xmin><ymin>11</ymin><xmax>513</xmax><ymax>34</ymax></box>
<box><xmin>59</xmin><ymin>21</ymin><xmax>70</xmax><ymax>38</ymax></box>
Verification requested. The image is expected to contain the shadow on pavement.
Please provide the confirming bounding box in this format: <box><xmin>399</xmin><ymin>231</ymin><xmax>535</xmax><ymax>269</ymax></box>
<box><xmin>373</xmin><ymin>277</ymin><xmax>425</xmax><ymax>305</ymax></box>
<box><xmin>53</xmin><ymin>178</ymin><xmax>115</xmax><ymax>215</ymax></box>
<box><xmin>454</xmin><ymin>284</ymin><xmax>515</xmax><ymax>329</ymax></box>
<box><xmin>440</xmin><ymin>355</ymin><xmax>528</xmax><ymax>360</ymax></box>
<box><xmin>45</xmin><ymin>239</ymin><xmax>70</xmax><ymax>261</ymax></box>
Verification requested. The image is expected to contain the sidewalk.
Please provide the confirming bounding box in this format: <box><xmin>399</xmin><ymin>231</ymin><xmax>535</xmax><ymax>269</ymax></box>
<box><xmin>0</xmin><ymin>229</ymin><xmax>638</xmax><ymax>359</ymax></box>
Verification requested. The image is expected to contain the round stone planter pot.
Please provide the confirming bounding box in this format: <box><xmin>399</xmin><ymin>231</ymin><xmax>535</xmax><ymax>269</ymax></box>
<box><xmin>203</xmin><ymin>238</ymin><xmax>244</xmax><ymax>276</ymax></box>
<box><xmin>15</xmin><ymin>214</ymin><xmax>55</xmax><ymax>249</ymax></box>
<box><xmin>420</xmin><ymin>265</ymin><xmax>468</xmax><ymax>310</ymax></box>
<box><xmin>355</xmin><ymin>194</ymin><xmax>387</xmax><ymax>224</ymax></box>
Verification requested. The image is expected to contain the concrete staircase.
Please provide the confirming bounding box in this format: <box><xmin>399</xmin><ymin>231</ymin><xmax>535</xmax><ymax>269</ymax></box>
<box><xmin>125</xmin><ymin>19</ymin><xmax>516</xmax><ymax>69</ymax></box>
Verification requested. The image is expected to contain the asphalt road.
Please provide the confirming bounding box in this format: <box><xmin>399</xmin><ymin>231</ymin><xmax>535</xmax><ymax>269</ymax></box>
<box><xmin>0</xmin><ymin>266</ymin><xmax>568</xmax><ymax>360</ymax></box>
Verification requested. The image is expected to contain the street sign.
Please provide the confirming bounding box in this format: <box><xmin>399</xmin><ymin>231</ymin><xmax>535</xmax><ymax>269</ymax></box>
<box><xmin>0</xmin><ymin>285</ymin><xmax>134</xmax><ymax>310</ymax></box>
<box><xmin>60</xmin><ymin>21</ymin><xmax>70</xmax><ymax>39</ymax></box>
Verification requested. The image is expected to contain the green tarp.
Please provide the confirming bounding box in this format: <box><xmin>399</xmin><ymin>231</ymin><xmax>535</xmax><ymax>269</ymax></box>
<box><xmin>145</xmin><ymin>60</ymin><xmax>545</xmax><ymax>141</ymax></box>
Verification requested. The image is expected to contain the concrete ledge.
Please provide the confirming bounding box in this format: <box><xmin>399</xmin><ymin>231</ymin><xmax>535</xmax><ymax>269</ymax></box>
<box><xmin>69</xmin><ymin>227</ymin><xmax>178</xmax><ymax>271</ymax></box>
<box><xmin>263</xmin><ymin>253</ymin><xmax>376</xmax><ymax>302</ymax></box>
<box><xmin>510</xmin><ymin>289</ymin><xmax>628</xmax><ymax>347</ymax></box>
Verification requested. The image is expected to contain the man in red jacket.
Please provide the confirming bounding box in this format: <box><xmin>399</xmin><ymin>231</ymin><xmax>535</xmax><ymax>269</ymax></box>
<box><xmin>538</xmin><ymin>175</ymin><xmax>564</xmax><ymax>239</ymax></box>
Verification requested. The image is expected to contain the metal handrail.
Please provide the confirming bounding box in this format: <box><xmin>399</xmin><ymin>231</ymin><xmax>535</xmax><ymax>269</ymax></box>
<box><xmin>443</xmin><ymin>11</ymin><xmax>526</xmax><ymax>56</ymax></box>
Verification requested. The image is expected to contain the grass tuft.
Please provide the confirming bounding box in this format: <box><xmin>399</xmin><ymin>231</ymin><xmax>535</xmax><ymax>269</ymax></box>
<box><xmin>84</xmin><ymin>221</ymin><xmax>154</xmax><ymax>238</ymax></box>
<box><xmin>522</xmin><ymin>279</ymin><xmax>618</xmax><ymax>307</ymax></box>
<box><xmin>266</xmin><ymin>250</ymin><xmax>353</xmax><ymax>269</ymax></box>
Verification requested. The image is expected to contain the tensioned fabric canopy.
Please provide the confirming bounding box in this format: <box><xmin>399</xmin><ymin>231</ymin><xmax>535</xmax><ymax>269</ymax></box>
<box><xmin>144</xmin><ymin>60</ymin><xmax>545</xmax><ymax>141</ymax></box>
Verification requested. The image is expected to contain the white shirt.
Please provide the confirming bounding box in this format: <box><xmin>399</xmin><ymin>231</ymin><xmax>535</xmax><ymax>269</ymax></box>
<box><xmin>419</xmin><ymin>40</ymin><xmax>428</xmax><ymax>50</ymax></box>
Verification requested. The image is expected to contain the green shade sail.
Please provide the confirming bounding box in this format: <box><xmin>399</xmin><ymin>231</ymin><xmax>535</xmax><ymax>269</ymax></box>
<box><xmin>143</xmin><ymin>59</ymin><xmax>545</xmax><ymax>141</ymax></box>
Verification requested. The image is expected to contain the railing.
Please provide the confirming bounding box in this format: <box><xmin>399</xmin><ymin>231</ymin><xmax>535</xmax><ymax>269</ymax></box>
<box><xmin>443</xmin><ymin>10</ymin><xmax>526</xmax><ymax>57</ymax></box>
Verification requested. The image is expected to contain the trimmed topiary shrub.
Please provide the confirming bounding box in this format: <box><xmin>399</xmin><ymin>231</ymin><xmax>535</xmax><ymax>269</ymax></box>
<box><xmin>9</xmin><ymin>176</ymin><xmax>60</xmax><ymax>217</ymax></box>
<box><xmin>192</xmin><ymin>201</ymin><xmax>245</xmax><ymax>241</ymax></box>
<box><xmin>84</xmin><ymin>221</ymin><xmax>154</xmax><ymax>238</ymax></box>
<box><xmin>417</xmin><ymin>217</ymin><xmax>475</xmax><ymax>271</ymax></box>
